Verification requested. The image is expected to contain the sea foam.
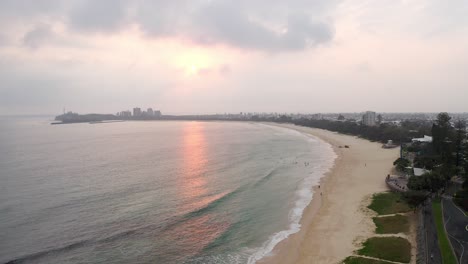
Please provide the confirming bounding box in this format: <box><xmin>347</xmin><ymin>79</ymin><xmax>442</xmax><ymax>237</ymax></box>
<box><xmin>247</xmin><ymin>127</ymin><xmax>336</xmax><ymax>264</ymax></box>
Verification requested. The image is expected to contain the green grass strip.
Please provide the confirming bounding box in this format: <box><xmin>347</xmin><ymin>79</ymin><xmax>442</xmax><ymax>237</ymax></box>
<box><xmin>373</xmin><ymin>214</ymin><xmax>409</xmax><ymax>234</ymax></box>
<box><xmin>368</xmin><ymin>192</ymin><xmax>411</xmax><ymax>215</ymax></box>
<box><xmin>432</xmin><ymin>200</ymin><xmax>458</xmax><ymax>264</ymax></box>
<box><xmin>357</xmin><ymin>237</ymin><xmax>411</xmax><ymax>263</ymax></box>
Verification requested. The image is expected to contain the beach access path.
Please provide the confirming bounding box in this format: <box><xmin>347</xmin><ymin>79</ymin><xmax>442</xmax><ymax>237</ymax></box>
<box><xmin>258</xmin><ymin>124</ymin><xmax>401</xmax><ymax>264</ymax></box>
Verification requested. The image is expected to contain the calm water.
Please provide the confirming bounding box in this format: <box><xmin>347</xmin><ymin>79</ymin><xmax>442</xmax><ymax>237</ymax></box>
<box><xmin>0</xmin><ymin>117</ymin><xmax>335</xmax><ymax>264</ymax></box>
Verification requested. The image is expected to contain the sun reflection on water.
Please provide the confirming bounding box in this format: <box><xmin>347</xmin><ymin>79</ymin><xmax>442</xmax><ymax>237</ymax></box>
<box><xmin>172</xmin><ymin>122</ymin><xmax>232</xmax><ymax>258</ymax></box>
<box><xmin>179</xmin><ymin>122</ymin><xmax>210</xmax><ymax>204</ymax></box>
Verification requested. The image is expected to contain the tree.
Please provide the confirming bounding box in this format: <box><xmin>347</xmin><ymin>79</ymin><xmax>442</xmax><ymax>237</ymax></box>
<box><xmin>454</xmin><ymin>120</ymin><xmax>467</xmax><ymax>171</ymax></box>
<box><xmin>413</xmin><ymin>155</ymin><xmax>439</xmax><ymax>170</ymax></box>
<box><xmin>464</xmin><ymin>139</ymin><xmax>468</xmax><ymax>187</ymax></box>
<box><xmin>431</xmin><ymin>112</ymin><xmax>454</xmax><ymax>162</ymax></box>
<box><xmin>377</xmin><ymin>114</ymin><xmax>383</xmax><ymax>124</ymax></box>
<box><xmin>393</xmin><ymin>158</ymin><xmax>410</xmax><ymax>172</ymax></box>
<box><xmin>426</xmin><ymin>171</ymin><xmax>447</xmax><ymax>192</ymax></box>
<box><xmin>401</xmin><ymin>190</ymin><xmax>428</xmax><ymax>210</ymax></box>
<box><xmin>407</xmin><ymin>175</ymin><xmax>427</xmax><ymax>190</ymax></box>
<box><xmin>407</xmin><ymin>172</ymin><xmax>445</xmax><ymax>193</ymax></box>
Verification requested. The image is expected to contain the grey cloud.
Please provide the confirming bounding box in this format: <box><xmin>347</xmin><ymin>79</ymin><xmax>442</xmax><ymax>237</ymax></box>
<box><xmin>22</xmin><ymin>24</ymin><xmax>54</xmax><ymax>49</ymax></box>
<box><xmin>0</xmin><ymin>0</ymin><xmax>63</xmax><ymax>18</ymax></box>
<box><xmin>0</xmin><ymin>0</ymin><xmax>337</xmax><ymax>52</ymax></box>
<box><xmin>137</xmin><ymin>0</ymin><xmax>335</xmax><ymax>51</ymax></box>
<box><xmin>135</xmin><ymin>1</ymin><xmax>190</xmax><ymax>36</ymax></box>
<box><xmin>0</xmin><ymin>34</ymin><xmax>8</xmax><ymax>46</ymax></box>
<box><xmin>68</xmin><ymin>0</ymin><xmax>128</xmax><ymax>32</ymax></box>
<box><xmin>281</xmin><ymin>13</ymin><xmax>333</xmax><ymax>49</ymax></box>
<box><xmin>193</xmin><ymin>1</ymin><xmax>284</xmax><ymax>50</ymax></box>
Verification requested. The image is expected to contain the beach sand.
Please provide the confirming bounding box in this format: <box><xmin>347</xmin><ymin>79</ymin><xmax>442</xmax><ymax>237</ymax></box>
<box><xmin>259</xmin><ymin>124</ymin><xmax>401</xmax><ymax>264</ymax></box>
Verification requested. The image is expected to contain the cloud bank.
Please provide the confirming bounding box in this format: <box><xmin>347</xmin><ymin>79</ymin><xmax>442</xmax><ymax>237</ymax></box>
<box><xmin>0</xmin><ymin>0</ymin><xmax>468</xmax><ymax>115</ymax></box>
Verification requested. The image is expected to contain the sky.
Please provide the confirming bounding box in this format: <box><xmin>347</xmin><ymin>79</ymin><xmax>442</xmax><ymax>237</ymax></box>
<box><xmin>0</xmin><ymin>0</ymin><xmax>467</xmax><ymax>115</ymax></box>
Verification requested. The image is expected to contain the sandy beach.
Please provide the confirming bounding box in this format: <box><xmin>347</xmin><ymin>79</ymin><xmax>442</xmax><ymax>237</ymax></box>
<box><xmin>259</xmin><ymin>124</ymin><xmax>401</xmax><ymax>264</ymax></box>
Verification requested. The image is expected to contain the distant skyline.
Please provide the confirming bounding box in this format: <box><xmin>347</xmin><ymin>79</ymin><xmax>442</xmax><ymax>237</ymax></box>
<box><xmin>1</xmin><ymin>0</ymin><xmax>468</xmax><ymax>115</ymax></box>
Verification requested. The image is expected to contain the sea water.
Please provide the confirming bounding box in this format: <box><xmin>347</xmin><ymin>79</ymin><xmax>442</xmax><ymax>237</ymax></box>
<box><xmin>0</xmin><ymin>118</ymin><xmax>335</xmax><ymax>264</ymax></box>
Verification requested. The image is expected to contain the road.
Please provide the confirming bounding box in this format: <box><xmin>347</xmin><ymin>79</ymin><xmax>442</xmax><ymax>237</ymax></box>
<box><xmin>443</xmin><ymin>198</ymin><xmax>468</xmax><ymax>264</ymax></box>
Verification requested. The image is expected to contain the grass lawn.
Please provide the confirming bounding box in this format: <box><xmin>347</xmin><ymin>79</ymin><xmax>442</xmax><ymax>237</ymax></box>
<box><xmin>432</xmin><ymin>200</ymin><xmax>458</xmax><ymax>264</ymax></box>
<box><xmin>343</xmin><ymin>256</ymin><xmax>394</xmax><ymax>264</ymax></box>
<box><xmin>357</xmin><ymin>237</ymin><xmax>411</xmax><ymax>263</ymax></box>
<box><xmin>368</xmin><ymin>192</ymin><xmax>411</xmax><ymax>215</ymax></box>
<box><xmin>373</xmin><ymin>214</ymin><xmax>409</xmax><ymax>234</ymax></box>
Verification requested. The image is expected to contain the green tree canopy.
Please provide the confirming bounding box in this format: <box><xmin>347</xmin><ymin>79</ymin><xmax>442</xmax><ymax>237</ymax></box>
<box><xmin>393</xmin><ymin>158</ymin><xmax>410</xmax><ymax>172</ymax></box>
<box><xmin>401</xmin><ymin>190</ymin><xmax>428</xmax><ymax>209</ymax></box>
<box><xmin>407</xmin><ymin>171</ymin><xmax>445</xmax><ymax>193</ymax></box>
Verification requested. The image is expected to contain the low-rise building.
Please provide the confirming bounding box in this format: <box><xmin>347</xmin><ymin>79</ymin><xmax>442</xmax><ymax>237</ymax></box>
<box><xmin>411</xmin><ymin>135</ymin><xmax>433</xmax><ymax>143</ymax></box>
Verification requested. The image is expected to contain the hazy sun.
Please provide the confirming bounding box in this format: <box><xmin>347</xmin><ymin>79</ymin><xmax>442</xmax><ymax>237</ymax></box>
<box><xmin>189</xmin><ymin>64</ymin><xmax>198</xmax><ymax>75</ymax></box>
<box><xmin>170</xmin><ymin>47</ymin><xmax>214</xmax><ymax>77</ymax></box>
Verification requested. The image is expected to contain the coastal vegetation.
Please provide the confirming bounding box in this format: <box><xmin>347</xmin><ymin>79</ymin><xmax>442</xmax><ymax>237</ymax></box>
<box><xmin>407</xmin><ymin>171</ymin><xmax>445</xmax><ymax>192</ymax></box>
<box><xmin>432</xmin><ymin>200</ymin><xmax>458</xmax><ymax>264</ymax></box>
<box><xmin>393</xmin><ymin>157</ymin><xmax>410</xmax><ymax>172</ymax></box>
<box><xmin>357</xmin><ymin>237</ymin><xmax>411</xmax><ymax>263</ymax></box>
<box><xmin>453</xmin><ymin>189</ymin><xmax>468</xmax><ymax>214</ymax></box>
<box><xmin>372</xmin><ymin>214</ymin><xmax>409</xmax><ymax>234</ymax></box>
<box><xmin>292</xmin><ymin>118</ymin><xmax>431</xmax><ymax>144</ymax></box>
<box><xmin>401</xmin><ymin>190</ymin><xmax>428</xmax><ymax>210</ymax></box>
<box><xmin>368</xmin><ymin>192</ymin><xmax>411</xmax><ymax>215</ymax></box>
<box><xmin>404</xmin><ymin>113</ymin><xmax>467</xmax><ymax>208</ymax></box>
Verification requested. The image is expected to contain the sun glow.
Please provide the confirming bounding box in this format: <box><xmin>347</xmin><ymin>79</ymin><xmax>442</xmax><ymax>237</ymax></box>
<box><xmin>189</xmin><ymin>64</ymin><xmax>198</xmax><ymax>75</ymax></box>
<box><xmin>171</xmin><ymin>48</ymin><xmax>215</xmax><ymax>76</ymax></box>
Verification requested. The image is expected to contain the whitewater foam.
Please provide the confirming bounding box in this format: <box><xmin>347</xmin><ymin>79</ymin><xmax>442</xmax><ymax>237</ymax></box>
<box><xmin>247</xmin><ymin>128</ymin><xmax>336</xmax><ymax>264</ymax></box>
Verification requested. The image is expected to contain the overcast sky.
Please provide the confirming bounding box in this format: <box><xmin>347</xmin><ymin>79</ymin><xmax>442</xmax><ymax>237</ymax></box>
<box><xmin>0</xmin><ymin>0</ymin><xmax>467</xmax><ymax>115</ymax></box>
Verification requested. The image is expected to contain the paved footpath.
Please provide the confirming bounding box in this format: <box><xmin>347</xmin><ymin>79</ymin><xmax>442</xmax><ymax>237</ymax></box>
<box><xmin>442</xmin><ymin>198</ymin><xmax>468</xmax><ymax>264</ymax></box>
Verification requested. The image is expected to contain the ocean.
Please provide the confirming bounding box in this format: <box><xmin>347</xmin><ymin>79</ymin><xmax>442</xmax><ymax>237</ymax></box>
<box><xmin>0</xmin><ymin>117</ymin><xmax>335</xmax><ymax>264</ymax></box>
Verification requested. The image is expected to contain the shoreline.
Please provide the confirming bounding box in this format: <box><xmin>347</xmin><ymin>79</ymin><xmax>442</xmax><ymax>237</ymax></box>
<box><xmin>258</xmin><ymin>123</ymin><xmax>399</xmax><ymax>264</ymax></box>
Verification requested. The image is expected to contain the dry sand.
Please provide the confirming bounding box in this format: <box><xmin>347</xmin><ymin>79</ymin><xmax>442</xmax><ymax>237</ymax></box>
<box><xmin>259</xmin><ymin>124</ymin><xmax>400</xmax><ymax>264</ymax></box>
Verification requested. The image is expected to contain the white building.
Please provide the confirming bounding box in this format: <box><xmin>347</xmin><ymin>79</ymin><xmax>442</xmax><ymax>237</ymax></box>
<box><xmin>411</xmin><ymin>135</ymin><xmax>433</xmax><ymax>143</ymax></box>
<box><xmin>413</xmin><ymin>167</ymin><xmax>430</xmax><ymax>176</ymax></box>
<box><xmin>362</xmin><ymin>111</ymin><xmax>377</xmax><ymax>126</ymax></box>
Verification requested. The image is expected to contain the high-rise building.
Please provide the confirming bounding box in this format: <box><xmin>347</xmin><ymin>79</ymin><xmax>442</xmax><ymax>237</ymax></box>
<box><xmin>147</xmin><ymin>108</ymin><xmax>154</xmax><ymax>116</ymax></box>
<box><xmin>362</xmin><ymin>111</ymin><xmax>377</xmax><ymax>126</ymax></box>
<box><xmin>119</xmin><ymin>110</ymin><xmax>131</xmax><ymax>117</ymax></box>
<box><xmin>133</xmin><ymin>107</ymin><xmax>142</xmax><ymax>117</ymax></box>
